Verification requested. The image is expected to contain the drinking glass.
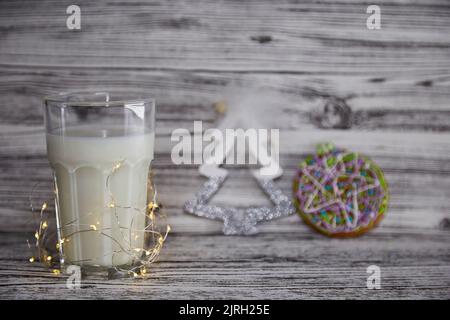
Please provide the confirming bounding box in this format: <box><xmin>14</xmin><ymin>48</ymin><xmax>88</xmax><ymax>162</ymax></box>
<box><xmin>44</xmin><ymin>91</ymin><xmax>155</xmax><ymax>270</ymax></box>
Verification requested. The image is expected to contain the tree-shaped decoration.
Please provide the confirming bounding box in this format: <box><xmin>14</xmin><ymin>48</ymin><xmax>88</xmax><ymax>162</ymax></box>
<box><xmin>183</xmin><ymin>88</ymin><xmax>295</xmax><ymax>235</ymax></box>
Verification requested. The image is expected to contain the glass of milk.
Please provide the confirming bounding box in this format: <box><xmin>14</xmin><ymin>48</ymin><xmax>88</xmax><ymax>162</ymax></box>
<box><xmin>44</xmin><ymin>92</ymin><xmax>155</xmax><ymax>270</ymax></box>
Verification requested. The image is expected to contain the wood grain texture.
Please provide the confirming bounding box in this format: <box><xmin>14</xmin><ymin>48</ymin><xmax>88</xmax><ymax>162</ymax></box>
<box><xmin>0</xmin><ymin>0</ymin><xmax>449</xmax><ymax>299</ymax></box>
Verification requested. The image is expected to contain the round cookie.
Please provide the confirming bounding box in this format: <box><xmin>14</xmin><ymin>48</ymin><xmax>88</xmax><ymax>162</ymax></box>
<box><xmin>293</xmin><ymin>143</ymin><xmax>389</xmax><ymax>237</ymax></box>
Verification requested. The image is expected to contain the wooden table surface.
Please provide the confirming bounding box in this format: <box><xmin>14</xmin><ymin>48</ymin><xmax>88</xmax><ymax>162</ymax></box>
<box><xmin>1</xmin><ymin>0</ymin><xmax>450</xmax><ymax>299</ymax></box>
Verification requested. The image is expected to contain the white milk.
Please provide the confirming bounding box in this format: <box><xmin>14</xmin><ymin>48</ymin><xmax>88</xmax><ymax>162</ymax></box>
<box><xmin>46</xmin><ymin>127</ymin><xmax>154</xmax><ymax>267</ymax></box>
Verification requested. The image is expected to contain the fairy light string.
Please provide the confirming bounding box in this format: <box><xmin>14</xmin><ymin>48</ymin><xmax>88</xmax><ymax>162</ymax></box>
<box><xmin>28</xmin><ymin>161</ymin><xmax>170</xmax><ymax>278</ymax></box>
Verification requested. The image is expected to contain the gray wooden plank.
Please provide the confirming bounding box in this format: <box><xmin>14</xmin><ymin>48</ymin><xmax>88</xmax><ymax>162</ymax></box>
<box><xmin>0</xmin><ymin>232</ymin><xmax>449</xmax><ymax>299</ymax></box>
<box><xmin>1</xmin><ymin>69</ymin><xmax>450</xmax><ymax>131</ymax></box>
<box><xmin>0</xmin><ymin>128</ymin><xmax>449</xmax><ymax>232</ymax></box>
<box><xmin>0</xmin><ymin>0</ymin><xmax>449</xmax><ymax>73</ymax></box>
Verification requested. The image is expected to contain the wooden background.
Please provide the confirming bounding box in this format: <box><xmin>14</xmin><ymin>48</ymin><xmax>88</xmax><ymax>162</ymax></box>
<box><xmin>1</xmin><ymin>0</ymin><xmax>450</xmax><ymax>299</ymax></box>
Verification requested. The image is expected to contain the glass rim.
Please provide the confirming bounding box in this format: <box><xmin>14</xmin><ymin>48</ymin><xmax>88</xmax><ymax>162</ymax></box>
<box><xmin>44</xmin><ymin>91</ymin><xmax>155</xmax><ymax>108</ymax></box>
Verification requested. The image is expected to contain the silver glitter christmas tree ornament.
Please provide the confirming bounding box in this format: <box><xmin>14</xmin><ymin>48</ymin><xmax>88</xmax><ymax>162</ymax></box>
<box><xmin>183</xmin><ymin>89</ymin><xmax>295</xmax><ymax>235</ymax></box>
